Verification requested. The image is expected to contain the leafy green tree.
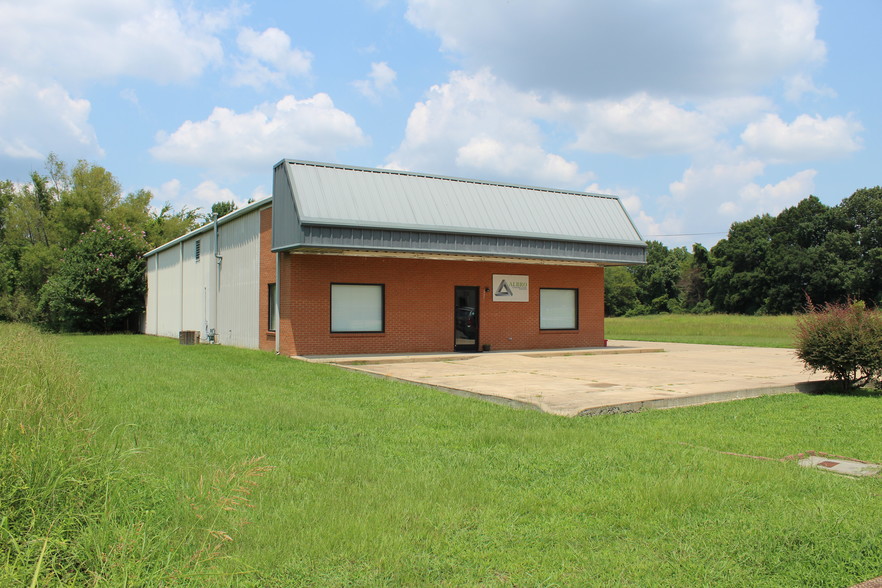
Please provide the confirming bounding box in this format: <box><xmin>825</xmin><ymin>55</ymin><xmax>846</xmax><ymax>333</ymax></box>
<box><xmin>210</xmin><ymin>200</ymin><xmax>237</xmax><ymax>219</ymax></box>
<box><xmin>604</xmin><ymin>266</ymin><xmax>639</xmax><ymax>316</ymax></box>
<box><xmin>40</xmin><ymin>220</ymin><xmax>148</xmax><ymax>332</ymax></box>
<box><xmin>144</xmin><ymin>202</ymin><xmax>204</xmax><ymax>248</ymax></box>
<box><xmin>52</xmin><ymin>160</ymin><xmax>123</xmax><ymax>246</ymax></box>
<box><xmin>708</xmin><ymin>214</ymin><xmax>775</xmax><ymax>314</ymax></box>
<box><xmin>763</xmin><ymin>196</ymin><xmax>840</xmax><ymax>314</ymax></box>
<box><xmin>629</xmin><ymin>241</ymin><xmax>690</xmax><ymax>313</ymax></box>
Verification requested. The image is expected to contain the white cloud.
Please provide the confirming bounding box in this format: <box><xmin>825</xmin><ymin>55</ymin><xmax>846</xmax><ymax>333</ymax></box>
<box><xmin>190</xmin><ymin>180</ymin><xmax>243</xmax><ymax>207</ymax></box>
<box><xmin>405</xmin><ymin>0</ymin><xmax>825</xmax><ymax>99</ymax></box>
<box><xmin>669</xmin><ymin>160</ymin><xmax>816</xmax><ymax>229</ymax></box>
<box><xmin>455</xmin><ymin>137</ymin><xmax>590</xmax><ymax>186</ymax></box>
<box><xmin>784</xmin><ymin>73</ymin><xmax>836</xmax><ymax>102</ymax></box>
<box><xmin>231</xmin><ymin>27</ymin><xmax>313</xmax><ymax>89</ymax></box>
<box><xmin>146</xmin><ymin>178</ymin><xmax>250</xmax><ymax>215</ymax></box>
<box><xmin>387</xmin><ymin>69</ymin><xmax>591</xmax><ymax>188</ymax></box>
<box><xmin>741</xmin><ymin>113</ymin><xmax>863</xmax><ymax>162</ymax></box>
<box><xmin>713</xmin><ymin>169</ymin><xmax>818</xmax><ymax>220</ymax></box>
<box><xmin>570</xmin><ymin>93</ymin><xmax>722</xmax><ymax>156</ymax></box>
<box><xmin>0</xmin><ymin>0</ymin><xmax>227</xmax><ymax>84</ymax></box>
<box><xmin>151</xmin><ymin>93</ymin><xmax>368</xmax><ymax>174</ymax></box>
<box><xmin>0</xmin><ymin>71</ymin><xmax>102</xmax><ymax>167</ymax></box>
<box><xmin>354</xmin><ymin>62</ymin><xmax>398</xmax><ymax>101</ymax></box>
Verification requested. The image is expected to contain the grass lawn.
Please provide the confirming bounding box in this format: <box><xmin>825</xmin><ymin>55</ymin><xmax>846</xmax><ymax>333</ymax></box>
<box><xmin>39</xmin><ymin>331</ymin><xmax>882</xmax><ymax>586</ymax></box>
<box><xmin>605</xmin><ymin>313</ymin><xmax>799</xmax><ymax>347</ymax></box>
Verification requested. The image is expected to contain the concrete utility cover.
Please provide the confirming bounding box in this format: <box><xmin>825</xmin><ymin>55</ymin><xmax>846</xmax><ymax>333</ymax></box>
<box><xmin>798</xmin><ymin>455</ymin><xmax>882</xmax><ymax>477</ymax></box>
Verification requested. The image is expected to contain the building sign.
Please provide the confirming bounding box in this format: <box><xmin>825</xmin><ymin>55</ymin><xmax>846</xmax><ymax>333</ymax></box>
<box><xmin>492</xmin><ymin>274</ymin><xmax>529</xmax><ymax>302</ymax></box>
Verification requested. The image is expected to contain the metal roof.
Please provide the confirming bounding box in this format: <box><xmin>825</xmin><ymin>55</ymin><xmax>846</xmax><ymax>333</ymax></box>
<box><xmin>280</xmin><ymin>160</ymin><xmax>644</xmax><ymax>247</ymax></box>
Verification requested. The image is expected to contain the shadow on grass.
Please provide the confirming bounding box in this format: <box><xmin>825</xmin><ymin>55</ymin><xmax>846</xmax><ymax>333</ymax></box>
<box><xmin>800</xmin><ymin>381</ymin><xmax>882</xmax><ymax>398</ymax></box>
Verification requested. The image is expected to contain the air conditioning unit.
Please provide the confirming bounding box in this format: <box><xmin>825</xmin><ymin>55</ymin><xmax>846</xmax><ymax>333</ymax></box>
<box><xmin>179</xmin><ymin>330</ymin><xmax>200</xmax><ymax>345</ymax></box>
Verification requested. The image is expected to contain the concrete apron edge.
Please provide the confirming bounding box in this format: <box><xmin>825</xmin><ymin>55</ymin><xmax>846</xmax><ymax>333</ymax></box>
<box><xmin>319</xmin><ymin>361</ymin><xmax>830</xmax><ymax>418</ymax></box>
<box><xmin>577</xmin><ymin>380</ymin><xmax>830</xmax><ymax>416</ymax></box>
<box><xmin>298</xmin><ymin>346</ymin><xmax>665</xmax><ymax>365</ymax></box>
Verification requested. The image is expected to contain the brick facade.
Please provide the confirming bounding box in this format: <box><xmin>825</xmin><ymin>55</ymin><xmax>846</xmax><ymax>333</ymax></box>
<box><xmin>257</xmin><ymin>204</ymin><xmax>606</xmax><ymax>356</ymax></box>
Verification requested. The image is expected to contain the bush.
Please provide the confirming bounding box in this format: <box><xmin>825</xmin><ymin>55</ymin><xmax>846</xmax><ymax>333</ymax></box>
<box><xmin>795</xmin><ymin>300</ymin><xmax>882</xmax><ymax>390</ymax></box>
<box><xmin>39</xmin><ymin>220</ymin><xmax>147</xmax><ymax>332</ymax></box>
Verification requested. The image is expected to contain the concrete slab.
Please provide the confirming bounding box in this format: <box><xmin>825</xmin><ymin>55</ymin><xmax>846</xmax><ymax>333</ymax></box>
<box><xmin>306</xmin><ymin>340</ymin><xmax>827</xmax><ymax>416</ymax></box>
<box><xmin>798</xmin><ymin>455</ymin><xmax>882</xmax><ymax>477</ymax></box>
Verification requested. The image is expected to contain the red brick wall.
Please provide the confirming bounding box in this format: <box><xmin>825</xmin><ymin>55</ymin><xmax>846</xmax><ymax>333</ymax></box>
<box><xmin>258</xmin><ymin>207</ymin><xmax>275</xmax><ymax>352</ymax></box>
<box><xmin>276</xmin><ymin>253</ymin><xmax>605</xmax><ymax>356</ymax></box>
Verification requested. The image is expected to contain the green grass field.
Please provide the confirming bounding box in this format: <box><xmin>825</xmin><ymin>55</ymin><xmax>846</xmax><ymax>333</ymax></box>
<box><xmin>605</xmin><ymin>313</ymin><xmax>799</xmax><ymax>347</ymax></box>
<box><xmin>5</xmin><ymin>320</ymin><xmax>882</xmax><ymax>585</ymax></box>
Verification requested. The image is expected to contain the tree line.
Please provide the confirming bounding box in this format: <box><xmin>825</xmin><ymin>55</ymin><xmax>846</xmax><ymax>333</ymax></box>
<box><xmin>0</xmin><ymin>155</ymin><xmax>237</xmax><ymax>330</ymax></box>
<box><xmin>606</xmin><ymin>186</ymin><xmax>882</xmax><ymax>317</ymax></box>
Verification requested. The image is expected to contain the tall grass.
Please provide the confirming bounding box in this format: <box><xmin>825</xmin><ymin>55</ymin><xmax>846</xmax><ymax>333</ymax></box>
<box><xmin>605</xmin><ymin>313</ymin><xmax>799</xmax><ymax>347</ymax></box>
<box><xmin>0</xmin><ymin>324</ymin><xmax>270</xmax><ymax>585</ymax></box>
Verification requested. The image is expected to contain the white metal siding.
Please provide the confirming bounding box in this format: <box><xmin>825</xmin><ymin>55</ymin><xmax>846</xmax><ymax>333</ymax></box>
<box><xmin>181</xmin><ymin>236</ymin><xmax>210</xmax><ymax>336</ymax></box>
<box><xmin>145</xmin><ymin>255</ymin><xmax>159</xmax><ymax>335</ymax></box>
<box><xmin>143</xmin><ymin>207</ymin><xmax>262</xmax><ymax>349</ymax></box>
<box><xmin>153</xmin><ymin>246</ymin><xmax>183</xmax><ymax>338</ymax></box>
<box><xmin>215</xmin><ymin>212</ymin><xmax>260</xmax><ymax>348</ymax></box>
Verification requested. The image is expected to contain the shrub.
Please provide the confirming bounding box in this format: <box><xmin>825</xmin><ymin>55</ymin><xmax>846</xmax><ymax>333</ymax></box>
<box><xmin>795</xmin><ymin>300</ymin><xmax>882</xmax><ymax>390</ymax></box>
<box><xmin>39</xmin><ymin>220</ymin><xmax>147</xmax><ymax>332</ymax></box>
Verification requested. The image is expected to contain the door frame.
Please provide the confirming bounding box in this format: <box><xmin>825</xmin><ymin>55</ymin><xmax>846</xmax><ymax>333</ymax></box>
<box><xmin>453</xmin><ymin>285</ymin><xmax>479</xmax><ymax>352</ymax></box>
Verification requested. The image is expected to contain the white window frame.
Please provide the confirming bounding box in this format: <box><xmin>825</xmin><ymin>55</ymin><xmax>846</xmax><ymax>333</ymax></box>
<box><xmin>540</xmin><ymin>288</ymin><xmax>578</xmax><ymax>330</ymax></box>
<box><xmin>330</xmin><ymin>283</ymin><xmax>385</xmax><ymax>333</ymax></box>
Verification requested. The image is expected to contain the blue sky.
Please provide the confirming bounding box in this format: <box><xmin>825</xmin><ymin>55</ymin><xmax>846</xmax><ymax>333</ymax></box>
<box><xmin>1</xmin><ymin>0</ymin><xmax>878</xmax><ymax>246</ymax></box>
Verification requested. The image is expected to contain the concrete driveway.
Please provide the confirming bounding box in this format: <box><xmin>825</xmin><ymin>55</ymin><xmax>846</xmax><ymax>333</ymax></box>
<box><xmin>306</xmin><ymin>340</ymin><xmax>827</xmax><ymax>416</ymax></box>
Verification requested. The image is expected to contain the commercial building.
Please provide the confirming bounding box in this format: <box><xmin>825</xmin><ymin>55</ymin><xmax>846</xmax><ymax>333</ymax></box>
<box><xmin>144</xmin><ymin>160</ymin><xmax>646</xmax><ymax>356</ymax></box>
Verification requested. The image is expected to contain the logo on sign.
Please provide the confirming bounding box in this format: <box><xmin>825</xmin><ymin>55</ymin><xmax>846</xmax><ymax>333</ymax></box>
<box><xmin>495</xmin><ymin>280</ymin><xmax>514</xmax><ymax>297</ymax></box>
<box><xmin>492</xmin><ymin>274</ymin><xmax>529</xmax><ymax>302</ymax></box>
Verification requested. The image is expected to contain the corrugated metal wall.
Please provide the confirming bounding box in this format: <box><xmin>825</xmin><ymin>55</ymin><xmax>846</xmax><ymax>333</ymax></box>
<box><xmin>143</xmin><ymin>208</ymin><xmax>262</xmax><ymax>348</ymax></box>
<box><xmin>151</xmin><ymin>245</ymin><xmax>183</xmax><ymax>338</ymax></box>
<box><xmin>215</xmin><ymin>212</ymin><xmax>260</xmax><ymax>348</ymax></box>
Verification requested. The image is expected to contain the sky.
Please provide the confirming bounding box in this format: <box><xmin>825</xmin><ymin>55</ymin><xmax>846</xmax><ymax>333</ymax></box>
<box><xmin>1</xmin><ymin>0</ymin><xmax>879</xmax><ymax>247</ymax></box>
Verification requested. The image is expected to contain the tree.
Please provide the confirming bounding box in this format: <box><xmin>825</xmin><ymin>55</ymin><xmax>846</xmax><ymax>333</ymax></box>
<box><xmin>144</xmin><ymin>202</ymin><xmax>204</xmax><ymax>248</ymax></box>
<box><xmin>52</xmin><ymin>160</ymin><xmax>123</xmax><ymax>246</ymax></box>
<box><xmin>210</xmin><ymin>200</ymin><xmax>237</xmax><ymax>219</ymax></box>
<box><xmin>40</xmin><ymin>220</ymin><xmax>148</xmax><ymax>332</ymax></box>
<box><xmin>629</xmin><ymin>241</ymin><xmax>690</xmax><ymax>313</ymax></box>
<box><xmin>708</xmin><ymin>214</ymin><xmax>775</xmax><ymax>314</ymax></box>
<box><xmin>604</xmin><ymin>266</ymin><xmax>639</xmax><ymax>316</ymax></box>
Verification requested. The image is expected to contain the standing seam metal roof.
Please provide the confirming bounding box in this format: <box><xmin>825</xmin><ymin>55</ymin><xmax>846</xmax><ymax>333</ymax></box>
<box><xmin>281</xmin><ymin>160</ymin><xmax>645</xmax><ymax>246</ymax></box>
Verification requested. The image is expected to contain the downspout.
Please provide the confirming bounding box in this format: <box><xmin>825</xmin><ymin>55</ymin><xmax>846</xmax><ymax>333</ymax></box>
<box><xmin>275</xmin><ymin>251</ymin><xmax>281</xmax><ymax>354</ymax></box>
<box><xmin>211</xmin><ymin>213</ymin><xmax>222</xmax><ymax>342</ymax></box>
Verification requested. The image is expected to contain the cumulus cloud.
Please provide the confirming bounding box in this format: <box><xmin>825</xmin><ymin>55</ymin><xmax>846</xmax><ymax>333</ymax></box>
<box><xmin>146</xmin><ymin>178</ymin><xmax>250</xmax><ymax>215</ymax></box>
<box><xmin>570</xmin><ymin>93</ymin><xmax>722</xmax><ymax>156</ymax></box>
<box><xmin>405</xmin><ymin>0</ymin><xmax>825</xmax><ymax>99</ymax></box>
<box><xmin>0</xmin><ymin>0</ymin><xmax>228</xmax><ymax>84</ymax></box>
<box><xmin>741</xmin><ymin>113</ymin><xmax>863</xmax><ymax>162</ymax></box>
<box><xmin>784</xmin><ymin>73</ymin><xmax>836</xmax><ymax>102</ymax></box>
<box><xmin>667</xmin><ymin>160</ymin><xmax>817</xmax><ymax>232</ymax></box>
<box><xmin>387</xmin><ymin>69</ymin><xmax>591</xmax><ymax>188</ymax></box>
<box><xmin>231</xmin><ymin>27</ymin><xmax>313</xmax><ymax>89</ymax></box>
<box><xmin>0</xmin><ymin>71</ymin><xmax>102</xmax><ymax>168</ymax></box>
<box><xmin>353</xmin><ymin>62</ymin><xmax>398</xmax><ymax>101</ymax></box>
<box><xmin>151</xmin><ymin>93</ymin><xmax>368</xmax><ymax>174</ymax></box>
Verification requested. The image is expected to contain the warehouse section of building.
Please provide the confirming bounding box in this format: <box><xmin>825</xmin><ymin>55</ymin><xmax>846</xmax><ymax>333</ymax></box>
<box><xmin>144</xmin><ymin>160</ymin><xmax>646</xmax><ymax>356</ymax></box>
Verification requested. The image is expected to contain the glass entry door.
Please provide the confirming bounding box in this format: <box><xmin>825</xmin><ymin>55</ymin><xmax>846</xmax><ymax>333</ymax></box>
<box><xmin>454</xmin><ymin>286</ymin><xmax>479</xmax><ymax>352</ymax></box>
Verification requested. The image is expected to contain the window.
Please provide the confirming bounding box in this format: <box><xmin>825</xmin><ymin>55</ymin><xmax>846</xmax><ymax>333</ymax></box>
<box><xmin>540</xmin><ymin>288</ymin><xmax>578</xmax><ymax>330</ymax></box>
<box><xmin>195</xmin><ymin>239</ymin><xmax>201</xmax><ymax>262</ymax></box>
<box><xmin>267</xmin><ymin>283</ymin><xmax>277</xmax><ymax>332</ymax></box>
<box><xmin>331</xmin><ymin>284</ymin><xmax>384</xmax><ymax>333</ymax></box>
